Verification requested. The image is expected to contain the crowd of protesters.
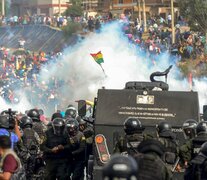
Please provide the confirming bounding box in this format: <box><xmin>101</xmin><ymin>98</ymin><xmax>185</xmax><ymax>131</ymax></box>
<box><xmin>0</xmin><ymin>47</ymin><xmax>64</xmax><ymax>114</ymax></box>
<box><xmin>121</xmin><ymin>13</ymin><xmax>207</xmax><ymax>64</ymax></box>
<box><xmin>0</xmin><ymin>14</ymin><xmax>106</xmax><ymax>28</ymax></box>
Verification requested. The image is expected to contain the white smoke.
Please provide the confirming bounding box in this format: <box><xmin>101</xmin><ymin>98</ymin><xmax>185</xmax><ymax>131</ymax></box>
<box><xmin>2</xmin><ymin>21</ymin><xmax>207</xmax><ymax>115</ymax></box>
<box><xmin>38</xmin><ymin>22</ymin><xmax>207</xmax><ymax>113</ymax></box>
<box><xmin>0</xmin><ymin>95</ymin><xmax>32</xmax><ymax>113</ymax></box>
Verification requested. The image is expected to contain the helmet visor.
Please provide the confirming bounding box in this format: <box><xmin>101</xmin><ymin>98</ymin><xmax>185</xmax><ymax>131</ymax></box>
<box><xmin>53</xmin><ymin>126</ymin><xmax>65</xmax><ymax>136</ymax></box>
<box><xmin>183</xmin><ymin>128</ymin><xmax>196</xmax><ymax>139</ymax></box>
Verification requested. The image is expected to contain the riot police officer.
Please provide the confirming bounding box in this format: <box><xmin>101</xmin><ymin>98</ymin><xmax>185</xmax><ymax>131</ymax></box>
<box><xmin>65</xmin><ymin>106</ymin><xmax>77</xmax><ymax>119</ymax></box>
<box><xmin>193</xmin><ymin>121</ymin><xmax>207</xmax><ymax>154</ymax></box>
<box><xmin>156</xmin><ymin>121</ymin><xmax>179</xmax><ymax>169</ymax></box>
<box><xmin>134</xmin><ymin>139</ymin><xmax>173</xmax><ymax>180</ymax></box>
<box><xmin>27</xmin><ymin>108</ymin><xmax>47</xmax><ymax>141</ymax></box>
<box><xmin>184</xmin><ymin>142</ymin><xmax>207</xmax><ymax>180</ymax></box>
<box><xmin>19</xmin><ymin>115</ymin><xmax>41</xmax><ymax>149</ymax></box>
<box><xmin>47</xmin><ymin>112</ymin><xmax>63</xmax><ymax>129</ymax></box>
<box><xmin>102</xmin><ymin>154</ymin><xmax>138</xmax><ymax>180</ymax></box>
<box><xmin>180</xmin><ymin>121</ymin><xmax>207</xmax><ymax>165</ymax></box>
<box><xmin>66</xmin><ymin>118</ymin><xmax>86</xmax><ymax>180</ymax></box>
<box><xmin>19</xmin><ymin>115</ymin><xmax>41</xmax><ymax>179</ymax></box>
<box><xmin>114</xmin><ymin>117</ymin><xmax>145</xmax><ymax>155</ymax></box>
<box><xmin>78</xmin><ymin>118</ymin><xmax>94</xmax><ymax>177</ymax></box>
<box><xmin>183</xmin><ymin>119</ymin><xmax>198</xmax><ymax>140</ymax></box>
<box><xmin>180</xmin><ymin>119</ymin><xmax>198</xmax><ymax>166</ymax></box>
<box><xmin>40</xmin><ymin>118</ymin><xmax>69</xmax><ymax>180</ymax></box>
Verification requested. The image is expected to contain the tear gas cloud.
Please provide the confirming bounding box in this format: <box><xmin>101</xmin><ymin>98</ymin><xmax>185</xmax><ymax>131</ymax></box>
<box><xmin>1</xmin><ymin>21</ymin><xmax>207</xmax><ymax>115</ymax></box>
<box><xmin>40</xmin><ymin>22</ymin><xmax>207</xmax><ymax>112</ymax></box>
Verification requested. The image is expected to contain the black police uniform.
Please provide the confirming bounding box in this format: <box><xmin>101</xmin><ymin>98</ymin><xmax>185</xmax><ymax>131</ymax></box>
<box><xmin>114</xmin><ymin>134</ymin><xmax>144</xmax><ymax>155</ymax></box>
<box><xmin>20</xmin><ymin>116</ymin><xmax>40</xmax><ymax>150</ymax></box>
<box><xmin>134</xmin><ymin>139</ymin><xmax>173</xmax><ymax>180</ymax></box>
<box><xmin>180</xmin><ymin>122</ymin><xmax>207</xmax><ymax>163</ymax></box>
<box><xmin>79</xmin><ymin>122</ymin><xmax>94</xmax><ymax>176</ymax></box>
<box><xmin>156</xmin><ymin>121</ymin><xmax>179</xmax><ymax>169</ymax></box>
<box><xmin>21</xmin><ymin>128</ymin><xmax>40</xmax><ymax>179</ymax></box>
<box><xmin>184</xmin><ymin>142</ymin><xmax>207</xmax><ymax>180</ymax></box>
<box><xmin>192</xmin><ymin>133</ymin><xmax>207</xmax><ymax>158</ymax></box>
<box><xmin>67</xmin><ymin>130</ymin><xmax>86</xmax><ymax>180</ymax></box>
<box><xmin>66</xmin><ymin>118</ymin><xmax>86</xmax><ymax>180</ymax></box>
<box><xmin>192</xmin><ymin>121</ymin><xmax>207</xmax><ymax>159</ymax></box>
<box><xmin>114</xmin><ymin>117</ymin><xmax>145</xmax><ymax>156</ymax></box>
<box><xmin>27</xmin><ymin>109</ymin><xmax>47</xmax><ymax>141</ymax></box>
<box><xmin>179</xmin><ymin>119</ymin><xmax>198</xmax><ymax>164</ymax></box>
<box><xmin>22</xmin><ymin>127</ymin><xmax>40</xmax><ymax>147</ymax></box>
<box><xmin>41</xmin><ymin>124</ymin><xmax>69</xmax><ymax>180</ymax></box>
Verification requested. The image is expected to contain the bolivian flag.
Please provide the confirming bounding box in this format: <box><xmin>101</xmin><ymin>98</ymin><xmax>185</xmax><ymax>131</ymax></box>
<box><xmin>90</xmin><ymin>51</ymin><xmax>104</xmax><ymax>65</ymax></box>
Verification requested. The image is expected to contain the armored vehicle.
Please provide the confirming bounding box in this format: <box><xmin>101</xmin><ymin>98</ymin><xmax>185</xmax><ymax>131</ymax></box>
<box><xmin>79</xmin><ymin>66</ymin><xmax>200</xmax><ymax>180</ymax></box>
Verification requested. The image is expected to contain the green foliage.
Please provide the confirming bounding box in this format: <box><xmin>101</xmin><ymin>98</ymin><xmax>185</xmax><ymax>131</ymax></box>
<box><xmin>64</xmin><ymin>0</ymin><xmax>83</xmax><ymax>17</ymax></box>
<box><xmin>62</xmin><ymin>22</ymin><xmax>82</xmax><ymax>38</ymax></box>
<box><xmin>178</xmin><ymin>0</ymin><xmax>207</xmax><ymax>33</ymax></box>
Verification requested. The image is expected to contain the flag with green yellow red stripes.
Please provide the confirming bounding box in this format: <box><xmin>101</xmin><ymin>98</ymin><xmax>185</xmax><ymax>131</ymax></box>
<box><xmin>90</xmin><ymin>51</ymin><xmax>104</xmax><ymax>65</ymax></box>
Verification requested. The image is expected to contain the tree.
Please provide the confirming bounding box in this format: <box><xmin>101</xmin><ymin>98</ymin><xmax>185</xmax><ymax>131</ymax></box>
<box><xmin>178</xmin><ymin>0</ymin><xmax>207</xmax><ymax>34</ymax></box>
<box><xmin>64</xmin><ymin>0</ymin><xmax>83</xmax><ymax>17</ymax></box>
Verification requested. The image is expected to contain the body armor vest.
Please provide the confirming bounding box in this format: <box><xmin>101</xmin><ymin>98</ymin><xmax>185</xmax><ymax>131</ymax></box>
<box><xmin>44</xmin><ymin>129</ymin><xmax>67</xmax><ymax>159</ymax></box>
<box><xmin>32</xmin><ymin>122</ymin><xmax>45</xmax><ymax>139</ymax></box>
<box><xmin>192</xmin><ymin>134</ymin><xmax>207</xmax><ymax>159</ymax></box>
<box><xmin>136</xmin><ymin>153</ymin><xmax>168</xmax><ymax>180</ymax></box>
<box><xmin>22</xmin><ymin>128</ymin><xmax>37</xmax><ymax>149</ymax></box>
<box><xmin>122</xmin><ymin>134</ymin><xmax>144</xmax><ymax>155</ymax></box>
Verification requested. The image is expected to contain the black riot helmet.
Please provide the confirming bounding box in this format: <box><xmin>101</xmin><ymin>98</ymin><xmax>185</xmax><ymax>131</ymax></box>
<box><xmin>51</xmin><ymin>112</ymin><xmax>63</xmax><ymax>121</ymax></box>
<box><xmin>156</xmin><ymin>121</ymin><xmax>172</xmax><ymax>134</ymax></box>
<box><xmin>102</xmin><ymin>154</ymin><xmax>138</xmax><ymax>180</ymax></box>
<box><xmin>19</xmin><ymin>116</ymin><xmax>33</xmax><ymax>129</ymax></box>
<box><xmin>27</xmin><ymin>109</ymin><xmax>40</xmax><ymax>122</ymax></box>
<box><xmin>182</xmin><ymin>119</ymin><xmax>198</xmax><ymax>139</ymax></box>
<box><xmin>0</xmin><ymin>115</ymin><xmax>10</xmax><ymax>129</ymax></box>
<box><xmin>196</xmin><ymin>121</ymin><xmax>207</xmax><ymax>135</ymax></box>
<box><xmin>124</xmin><ymin>117</ymin><xmax>144</xmax><ymax>135</ymax></box>
<box><xmin>200</xmin><ymin>142</ymin><xmax>207</xmax><ymax>157</ymax></box>
<box><xmin>52</xmin><ymin>118</ymin><xmax>65</xmax><ymax>136</ymax></box>
<box><xmin>65</xmin><ymin>107</ymin><xmax>77</xmax><ymax>119</ymax></box>
<box><xmin>66</xmin><ymin>118</ymin><xmax>79</xmax><ymax>136</ymax></box>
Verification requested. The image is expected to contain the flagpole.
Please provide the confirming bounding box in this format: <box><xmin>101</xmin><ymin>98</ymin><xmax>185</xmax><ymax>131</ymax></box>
<box><xmin>99</xmin><ymin>64</ymin><xmax>107</xmax><ymax>77</ymax></box>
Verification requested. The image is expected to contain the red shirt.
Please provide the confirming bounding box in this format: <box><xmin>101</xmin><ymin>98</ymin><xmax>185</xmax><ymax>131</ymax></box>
<box><xmin>3</xmin><ymin>154</ymin><xmax>18</xmax><ymax>173</ymax></box>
